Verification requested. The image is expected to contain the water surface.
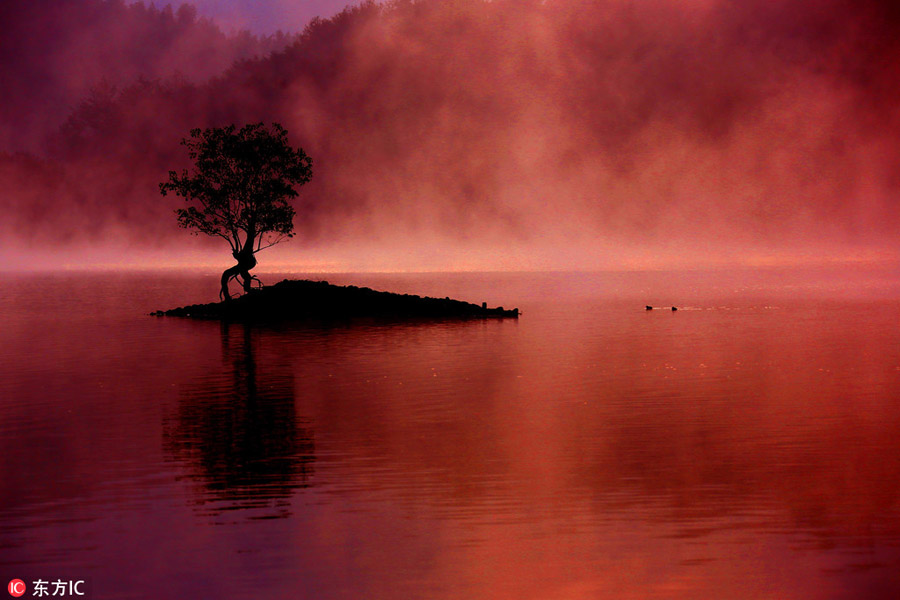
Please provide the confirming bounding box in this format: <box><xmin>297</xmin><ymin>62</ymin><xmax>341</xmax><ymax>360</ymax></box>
<box><xmin>2</xmin><ymin>271</ymin><xmax>900</xmax><ymax>599</ymax></box>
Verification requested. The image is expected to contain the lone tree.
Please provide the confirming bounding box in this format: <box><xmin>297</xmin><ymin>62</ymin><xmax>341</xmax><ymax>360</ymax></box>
<box><xmin>160</xmin><ymin>123</ymin><xmax>312</xmax><ymax>300</ymax></box>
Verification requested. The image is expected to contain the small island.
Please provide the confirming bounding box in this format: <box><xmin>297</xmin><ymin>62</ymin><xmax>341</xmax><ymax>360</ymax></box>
<box><xmin>154</xmin><ymin>125</ymin><xmax>516</xmax><ymax>323</ymax></box>
<box><xmin>153</xmin><ymin>279</ymin><xmax>519</xmax><ymax>321</ymax></box>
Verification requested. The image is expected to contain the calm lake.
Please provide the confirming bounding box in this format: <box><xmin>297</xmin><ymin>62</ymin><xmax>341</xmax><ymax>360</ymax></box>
<box><xmin>2</xmin><ymin>270</ymin><xmax>900</xmax><ymax>599</ymax></box>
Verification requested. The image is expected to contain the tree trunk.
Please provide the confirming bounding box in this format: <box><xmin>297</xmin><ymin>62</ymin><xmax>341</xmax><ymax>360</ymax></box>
<box><xmin>220</xmin><ymin>250</ymin><xmax>258</xmax><ymax>300</ymax></box>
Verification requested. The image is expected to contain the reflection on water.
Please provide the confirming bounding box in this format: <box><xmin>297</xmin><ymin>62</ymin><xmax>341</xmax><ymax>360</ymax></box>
<box><xmin>164</xmin><ymin>323</ymin><xmax>314</xmax><ymax>518</ymax></box>
<box><xmin>2</xmin><ymin>272</ymin><xmax>900</xmax><ymax>599</ymax></box>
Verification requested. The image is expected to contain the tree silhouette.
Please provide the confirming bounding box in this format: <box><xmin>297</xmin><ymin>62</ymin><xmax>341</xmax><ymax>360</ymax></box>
<box><xmin>163</xmin><ymin>322</ymin><xmax>315</xmax><ymax>518</ymax></box>
<box><xmin>160</xmin><ymin>123</ymin><xmax>312</xmax><ymax>299</ymax></box>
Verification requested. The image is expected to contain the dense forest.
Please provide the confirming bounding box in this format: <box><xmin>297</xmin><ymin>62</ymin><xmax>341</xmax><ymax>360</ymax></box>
<box><xmin>2</xmin><ymin>0</ymin><xmax>899</xmax><ymax>256</ymax></box>
<box><xmin>0</xmin><ymin>0</ymin><xmax>294</xmax><ymax>152</ymax></box>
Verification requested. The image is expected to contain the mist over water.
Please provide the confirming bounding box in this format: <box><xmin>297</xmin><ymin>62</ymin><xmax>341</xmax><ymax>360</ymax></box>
<box><xmin>1</xmin><ymin>0</ymin><xmax>899</xmax><ymax>272</ymax></box>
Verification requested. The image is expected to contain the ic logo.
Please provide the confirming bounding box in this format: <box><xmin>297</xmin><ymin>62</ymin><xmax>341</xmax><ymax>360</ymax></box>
<box><xmin>7</xmin><ymin>580</ymin><xmax>25</xmax><ymax>598</ymax></box>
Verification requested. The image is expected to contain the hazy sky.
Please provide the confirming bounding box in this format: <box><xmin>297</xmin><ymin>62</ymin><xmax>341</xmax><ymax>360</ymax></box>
<box><xmin>157</xmin><ymin>0</ymin><xmax>352</xmax><ymax>34</ymax></box>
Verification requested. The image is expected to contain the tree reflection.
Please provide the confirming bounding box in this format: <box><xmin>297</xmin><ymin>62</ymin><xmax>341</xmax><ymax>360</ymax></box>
<box><xmin>164</xmin><ymin>322</ymin><xmax>314</xmax><ymax>518</ymax></box>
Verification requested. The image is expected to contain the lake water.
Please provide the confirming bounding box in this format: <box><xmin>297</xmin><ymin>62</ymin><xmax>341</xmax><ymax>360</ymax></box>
<box><xmin>2</xmin><ymin>270</ymin><xmax>900</xmax><ymax>599</ymax></box>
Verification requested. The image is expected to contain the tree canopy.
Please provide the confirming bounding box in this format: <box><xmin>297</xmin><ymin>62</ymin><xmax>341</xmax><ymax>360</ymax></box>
<box><xmin>160</xmin><ymin>122</ymin><xmax>312</xmax><ymax>297</ymax></box>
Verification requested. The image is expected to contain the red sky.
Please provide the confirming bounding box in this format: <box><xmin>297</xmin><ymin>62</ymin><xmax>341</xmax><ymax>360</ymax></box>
<box><xmin>177</xmin><ymin>0</ymin><xmax>350</xmax><ymax>34</ymax></box>
<box><xmin>2</xmin><ymin>0</ymin><xmax>899</xmax><ymax>273</ymax></box>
